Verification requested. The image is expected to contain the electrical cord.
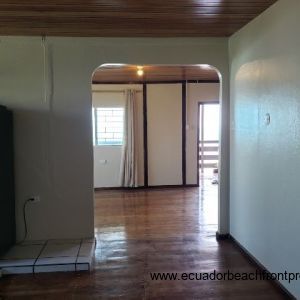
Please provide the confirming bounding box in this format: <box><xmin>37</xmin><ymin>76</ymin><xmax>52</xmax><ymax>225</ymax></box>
<box><xmin>17</xmin><ymin>198</ymin><xmax>34</xmax><ymax>245</ymax></box>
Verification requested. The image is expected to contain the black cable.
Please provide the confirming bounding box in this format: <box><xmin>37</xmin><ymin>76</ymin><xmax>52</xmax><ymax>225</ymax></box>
<box><xmin>17</xmin><ymin>199</ymin><xmax>32</xmax><ymax>245</ymax></box>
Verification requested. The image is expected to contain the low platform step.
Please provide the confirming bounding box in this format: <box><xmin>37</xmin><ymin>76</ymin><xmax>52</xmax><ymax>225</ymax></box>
<box><xmin>0</xmin><ymin>238</ymin><xmax>95</xmax><ymax>274</ymax></box>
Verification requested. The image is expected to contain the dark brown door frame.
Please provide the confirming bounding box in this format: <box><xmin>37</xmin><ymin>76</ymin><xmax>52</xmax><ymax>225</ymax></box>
<box><xmin>143</xmin><ymin>83</ymin><xmax>148</xmax><ymax>187</ymax></box>
<box><xmin>182</xmin><ymin>82</ymin><xmax>187</xmax><ymax>186</ymax></box>
<box><xmin>197</xmin><ymin>101</ymin><xmax>219</xmax><ymax>187</ymax></box>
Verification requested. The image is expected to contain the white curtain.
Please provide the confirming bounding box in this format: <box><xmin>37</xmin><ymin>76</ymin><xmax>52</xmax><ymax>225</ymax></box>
<box><xmin>120</xmin><ymin>89</ymin><xmax>139</xmax><ymax>187</ymax></box>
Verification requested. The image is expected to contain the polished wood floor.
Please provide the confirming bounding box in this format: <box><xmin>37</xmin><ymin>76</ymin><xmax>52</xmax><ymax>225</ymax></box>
<box><xmin>0</xmin><ymin>180</ymin><xmax>288</xmax><ymax>299</ymax></box>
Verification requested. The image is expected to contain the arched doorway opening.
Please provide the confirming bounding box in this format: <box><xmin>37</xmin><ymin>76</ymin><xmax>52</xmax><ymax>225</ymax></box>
<box><xmin>90</xmin><ymin>64</ymin><xmax>223</xmax><ymax>240</ymax></box>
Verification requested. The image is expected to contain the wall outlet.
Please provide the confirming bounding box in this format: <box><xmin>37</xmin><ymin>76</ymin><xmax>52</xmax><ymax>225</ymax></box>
<box><xmin>30</xmin><ymin>196</ymin><xmax>40</xmax><ymax>203</ymax></box>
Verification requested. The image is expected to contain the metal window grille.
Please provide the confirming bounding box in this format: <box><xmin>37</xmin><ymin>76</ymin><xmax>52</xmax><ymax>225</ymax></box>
<box><xmin>93</xmin><ymin>107</ymin><xmax>124</xmax><ymax>145</ymax></box>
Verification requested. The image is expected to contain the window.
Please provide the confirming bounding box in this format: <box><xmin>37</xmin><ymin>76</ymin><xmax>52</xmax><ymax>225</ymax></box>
<box><xmin>93</xmin><ymin>107</ymin><xmax>124</xmax><ymax>146</ymax></box>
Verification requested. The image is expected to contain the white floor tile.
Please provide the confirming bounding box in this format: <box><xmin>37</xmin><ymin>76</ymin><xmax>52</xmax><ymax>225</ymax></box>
<box><xmin>76</xmin><ymin>256</ymin><xmax>92</xmax><ymax>264</ymax></box>
<box><xmin>78</xmin><ymin>243</ymin><xmax>94</xmax><ymax>257</ymax></box>
<box><xmin>34</xmin><ymin>264</ymin><xmax>76</xmax><ymax>273</ymax></box>
<box><xmin>0</xmin><ymin>238</ymin><xmax>95</xmax><ymax>275</ymax></box>
<box><xmin>1</xmin><ymin>266</ymin><xmax>33</xmax><ymax>274</ymax></box>
<box><xmin>40</xmin><ymin>243</ymin><xmax>80</xmax><ymax>258</ymax></box>
<box><xmin>35</xmin><ymin>257</ymin><xmax>77</xmax><ymax>265</ymax></box>
<box><xmin>19</xmin><ymin>240</ymin><xmax>46</xmax><ymax>246</ymax></box>
<box><xmin>1</xmin><ymin>245</ymin><xmax>43</xmax><ymax>260</ymax></box>
<box><xmin>76</xmin><ymin>241</ymin><xmax>95</xmax><ymax>271</ymax></box>
<box><xmin>76</xmin><ymin>263</ymin><xmax>90</xmax><ymax>271</ymax></box>
<box><xmin>0</xmin><ymin>258</ymin><xmax>35</xmax><ymax>267</ymax></box>
<box><xmin>48</xmin><ymin>239</ymin><xmax>81</xmax><ymax>245</ymax></box>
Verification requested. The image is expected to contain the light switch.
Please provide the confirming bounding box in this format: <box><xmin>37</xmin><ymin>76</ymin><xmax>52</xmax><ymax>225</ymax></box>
<box><xmin>265</xmin><ymin>113</ymin><xmax>271</xmax><ymax>126</ymax></box>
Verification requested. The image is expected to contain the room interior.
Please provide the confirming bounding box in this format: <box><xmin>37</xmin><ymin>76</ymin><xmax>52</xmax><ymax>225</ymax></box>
<box><xmin>0</xmin><ymin>0</ymin><xmax>300</xmax><ymax>298</ymax></box>
<box><xmin>92</xmin><ymin>64</ymin><xmax>220</xmax><ymax>189</ymax></box>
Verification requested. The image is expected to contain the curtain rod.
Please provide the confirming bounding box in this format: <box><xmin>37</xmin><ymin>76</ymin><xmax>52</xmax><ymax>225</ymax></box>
<box><xmin>92</xmin><ymin>90</ymin><xmax>142</xmax><ymax>93</ymax></box>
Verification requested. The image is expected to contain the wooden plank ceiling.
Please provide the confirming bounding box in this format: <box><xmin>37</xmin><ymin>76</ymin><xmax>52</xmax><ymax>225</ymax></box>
<box><xmin>92</xmin><ymin>65</ymin><xmax>219</xmax><ymax>83</ymax></box>
<box><xmin>0</xmin><ymin>0</ymin><xmax>277</xmax><ymax>37</ymax></box>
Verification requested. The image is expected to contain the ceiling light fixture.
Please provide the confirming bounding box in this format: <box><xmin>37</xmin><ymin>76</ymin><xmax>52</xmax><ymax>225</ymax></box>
<box><xmin>137</xmin><ymin>66</ymin><xmax>144</xmax><ymax>77</ymax></box>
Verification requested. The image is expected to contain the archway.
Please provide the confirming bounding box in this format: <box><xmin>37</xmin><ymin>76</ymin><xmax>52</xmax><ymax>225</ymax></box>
<box><xmin>90</xmin><ymin>64</ymin><xmax>225</xmax><ymax>238</ymax></box>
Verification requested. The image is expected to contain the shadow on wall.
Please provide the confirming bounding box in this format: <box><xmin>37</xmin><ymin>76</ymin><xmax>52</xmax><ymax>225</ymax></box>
<box><xmin>12</xmin><ymin>108</ymin><xmax>93</xmax><ymax>241</ymax></box>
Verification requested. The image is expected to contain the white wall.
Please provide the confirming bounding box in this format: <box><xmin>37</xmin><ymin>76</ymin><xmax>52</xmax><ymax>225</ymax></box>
<box><xmin>94</xmin><ymin>146</ymin><xmax>122</xmax><ymax>187</ymax></box>
<box><xmin>0</xmin><ymin>36</ymin><xmax>230</xmax><ymax>241</ymax></box>
<box><xmin>229</xmin><ymin>0</ymin><xmax>300</xmax><ymax>297</ymax></box>
<box><xmin>186</xmin><ymin>83</ymin><xmax>220</xmax><ymax>185</ymax></box>
<box><xmin>92</xmin><ymin>84</ymin><xmax>143</xmax><ymax>188</ymax></box>
<box><xmin>147</xmin><ymin>84</ymin><xmax>182</xmax><ymax>186</ymax></box>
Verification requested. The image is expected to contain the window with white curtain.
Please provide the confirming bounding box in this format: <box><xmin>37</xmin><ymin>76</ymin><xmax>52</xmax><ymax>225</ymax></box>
<box><xmin>93</xmin><ymin>107</ymin><xmax>124</xmax><ymax>146</ymax></box>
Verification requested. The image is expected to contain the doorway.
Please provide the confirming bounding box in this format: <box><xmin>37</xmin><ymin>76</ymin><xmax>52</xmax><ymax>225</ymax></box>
<box><xmin>198</xmin><ymin>102</ymin><xmax>220</xmax><ymax>185</ymax></box>
<box><xmin>91</xmin><ymin>64</ymin><xmax>225</xmax><ymax>236</ymax></box>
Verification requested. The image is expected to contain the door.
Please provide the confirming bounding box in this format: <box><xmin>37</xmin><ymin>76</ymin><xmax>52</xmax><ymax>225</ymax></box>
<box><xmin>198</xmin><ymin>102</ymin><xmax>220</xmax><ymax>183</ymax></box>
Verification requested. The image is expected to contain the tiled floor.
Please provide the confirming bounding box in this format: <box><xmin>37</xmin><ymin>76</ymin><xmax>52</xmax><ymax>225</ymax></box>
<box><xmin>0</xmin><ymin>238</ymin><xmax>95</xmax><ymax>275</ymax></box>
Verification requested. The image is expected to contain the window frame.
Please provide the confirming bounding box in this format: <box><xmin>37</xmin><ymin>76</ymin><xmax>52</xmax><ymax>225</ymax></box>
<box><xmin>93</xmin><ymin>107</ymin><xmax>124</xmax><ymax>146</ymax></box>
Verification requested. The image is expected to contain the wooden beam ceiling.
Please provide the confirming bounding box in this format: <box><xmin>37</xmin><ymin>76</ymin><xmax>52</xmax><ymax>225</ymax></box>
<box><xmin>92</xmin><ymin>65</ymin><xmax>220</xmax><ymax>83</ymax></box>
<box><xmin>0</xmin><ymin>0</ymin><xmax>277</xmax><ymax>37</ymax></box>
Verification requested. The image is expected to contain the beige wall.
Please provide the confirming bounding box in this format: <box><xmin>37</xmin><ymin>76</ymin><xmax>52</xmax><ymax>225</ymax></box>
<box><xmin>229</xmin><ymin>0</ymin><xmax>300</xmax><ymax>297</ymax></box>
<box><xmin>0</xmin><ymin>36</ymin><xmax>230</xmax><ymax>241</ymax></box>
<box><xmin>147</xmin><ymin>84</ymin><xmax>182</xmax><ymax>186</ymax></box>
<box><xmin>186</xmin><ymin>83</ymin><xmax>220</xmax><ymax>185</ymax></box>
<box><xmin>92</xmin><ymin>84</ymin><xmax>144</xmax><ymax>188</ymax></box>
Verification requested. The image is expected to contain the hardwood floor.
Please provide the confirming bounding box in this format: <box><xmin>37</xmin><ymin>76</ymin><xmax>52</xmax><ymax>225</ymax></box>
<box><xmin>0</xmin><ymin>181</ymin><xmax>289</xmax><ymax>299</ymax></box>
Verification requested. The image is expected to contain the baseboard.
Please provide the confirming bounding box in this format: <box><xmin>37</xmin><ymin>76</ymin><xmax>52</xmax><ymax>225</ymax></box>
<box><xmin>94</xmin><ymin>186</ymin><xmax>133</xmax><ymax>191</ymax></box>
<box><xmin>94</xmin><ymin>184</ymin><xmax>198</xmax><ymax>191</ymax></box>
<box><xmin>184</xmin><ymin>184</ymin><xmax>199</xmax><ymax>188</ymax></box>
<box><xmin>216</xmin><ymin>232</ymin><xmax>230</xmax><ymax>240</ymax></box>
<box><xmin>146</xmin><ymin>184</ymin><xmax>198</xmax><ymax>189</ymax></box>
<box><xmin>229</xmin><ymin>235</ymin><xmax>296</xmax><ymax>300</ymax></box>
